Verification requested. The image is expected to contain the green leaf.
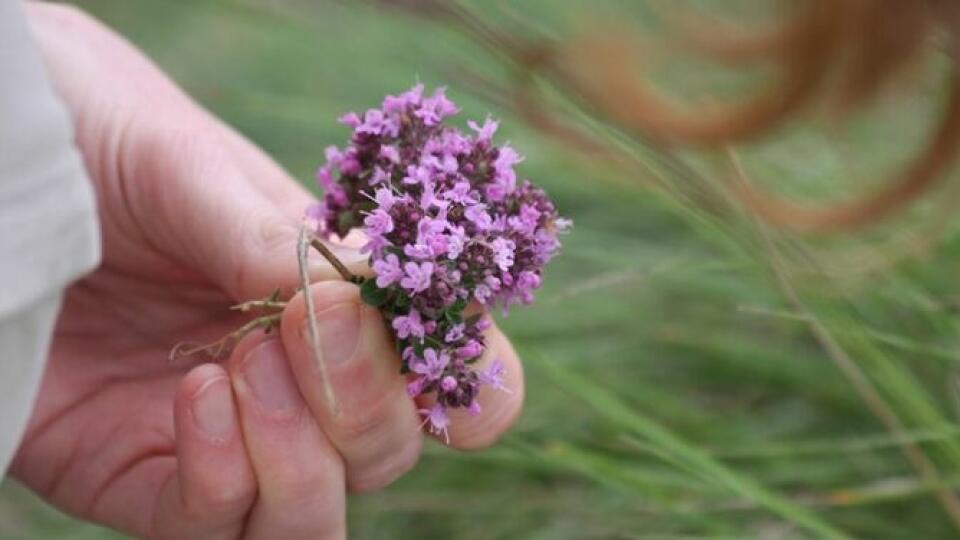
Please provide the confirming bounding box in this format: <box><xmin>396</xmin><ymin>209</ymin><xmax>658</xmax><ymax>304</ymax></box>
<box><xmin>444</xmin><ymin>309</ymin><xmax>463</xmax><ymax>325</ymax></box>
<box><xmin>268</xmin><ymin>287</ymin><xmax>281</xmax><ymax>302</ymax></box>
<box><xmin>394</xmin><ymin>292</ymin><xmax>411</xmax><ymax>309</ymax></box>
<box><xmin>360</xmin><ymin>279</ymin><xmax>388</xmax><ymax>307</ymax></box>
<box><xmin>449</xmin><ymin>297</ymin><xmax>467</xmax><ymax>316</ymax></box>
<box><xmin>336</xmin><ymin>212</ymin><xmax>357</xmax><ymax>237</ymax></box>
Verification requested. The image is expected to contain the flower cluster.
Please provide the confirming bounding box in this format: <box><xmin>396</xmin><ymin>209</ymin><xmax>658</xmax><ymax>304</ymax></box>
<box><xmin>308</xmin><ymin>84</ymin><xmax>569</xmax><ymax>441</ymax></box>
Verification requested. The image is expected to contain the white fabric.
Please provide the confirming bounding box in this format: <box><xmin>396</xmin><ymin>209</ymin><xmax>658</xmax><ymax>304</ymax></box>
<box><xmin>0</xmin><ymin>0</ymin><xmax>101</xmax><ymax>473</ymax></box>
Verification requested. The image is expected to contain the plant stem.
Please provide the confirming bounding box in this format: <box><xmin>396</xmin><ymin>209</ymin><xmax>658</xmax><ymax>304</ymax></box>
<box><xmin>300</xmin><ymin>227</ymin><xmax>340</xmax><ymax>416</ymax></box>
<box><xmin>169</xmin><ymin>313</ymin><xmax>281</xmax><ymax>362</ymax></box>
<box><xmin>230</xmin><ymin>299</ymin><xmax>288</xmax><ymax>312</ymax></box>
<box><xmin>310</xmin><ymin>237</ymin><xmax>363</xmax><ymax>283</ymax></box>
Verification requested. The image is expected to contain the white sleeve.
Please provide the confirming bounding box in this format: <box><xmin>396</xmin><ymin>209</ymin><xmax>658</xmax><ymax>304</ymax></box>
<box><xmin>0</xmin><ymin>0</ymin><xmax>101</xmax><ymax>473</ymax></box>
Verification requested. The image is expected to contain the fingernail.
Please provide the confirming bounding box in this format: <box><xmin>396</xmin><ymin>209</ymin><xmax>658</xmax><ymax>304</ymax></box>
<box><xmin>243</xmin><ymin>340</ymin><xmax>301</xmax><ymax>412</ymax></box>
<box><xmin>192</xmin><ymin>377</ymin><xmax>236</xmax><ymax>441</ymax></box>
<box><xmin>312</xmin><ymin>302</ymin><xmax>361</xmax><ymax>365</ymax></box>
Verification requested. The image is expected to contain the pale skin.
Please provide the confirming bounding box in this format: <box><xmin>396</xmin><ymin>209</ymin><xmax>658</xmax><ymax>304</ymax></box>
<box><xmin>9</xmin><ymin>4</ymin><xmax>524</xmax><ymax>539</ymax></box>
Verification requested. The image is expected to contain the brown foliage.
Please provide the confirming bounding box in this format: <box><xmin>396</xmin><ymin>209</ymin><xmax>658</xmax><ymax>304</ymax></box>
<box><xmin>384</xmin><ymin>0</ymin><xmax>960</xmax><ymax>231</ymax></box>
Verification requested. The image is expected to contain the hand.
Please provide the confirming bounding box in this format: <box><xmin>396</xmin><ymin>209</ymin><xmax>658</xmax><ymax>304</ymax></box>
<box><xmin>9</xmin><ymin>4</ymin><xmax>524</xmax><ymax>538</ymax></box>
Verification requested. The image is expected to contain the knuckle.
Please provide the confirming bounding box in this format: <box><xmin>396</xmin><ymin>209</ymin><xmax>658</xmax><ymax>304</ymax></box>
<box><xmin>229</xmin><ymin>207</ymin><xmax>296</xmax><ymax>299</ymax></box>
<box><xmin>131</xmin><ymin>126</ymin><xmax>231</xmax><ymax>207</ymax></box>
<box><xmin>281</xmin><ymin>478</ymin><xmax>329</xmax><ymax>508</ymax></box>
<box><xmin>252</xmin><ymin>210</ymin><xmax>298</xmax><ymax>256</ymax></box>
<box><xmin>271</xmin><ymin>461</ymin><xmax>340</xmax><ymax>507</ymax></box>
<box><xmin>348</xmin><ymin>435</ymin><xmax>422</xmax><ymax>493</ymax></box>
<box><xmin>334</xmin><ymin>403</ymin><xmax>392</xmax><ymax>442</ymax></box>
<box><xmin>152</xmin><ymin>127</ymin><xmax>231</xmax><ymax>179</ymax></box>
<box><xmin>184</xmin><ymin>478</ymin><xmax>255</xmax><ymax>520</ymax></box>
<box><xmin>257</xmin><ymin>414</ymin><xmax>343</xmax><ymax>506</ymax></box>
<box><xmin>330</xmin><ymin>381</ymin><xmax>403</xmax><ymax>441</ymax></box>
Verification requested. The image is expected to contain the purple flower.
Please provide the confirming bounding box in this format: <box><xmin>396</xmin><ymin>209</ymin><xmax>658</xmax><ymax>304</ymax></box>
<box><xmin>474</xmin><ymin>283</ymin><xmax>493</xmax><ymax>304</ymax></box>
<box><xmin>475</xmin><ymin>316</ymin><xmax>493</xmax><ymax>332</ymax></box>
<box><xmin>403</xmin><ymin>164</ymin><xmax>432</xmax><ymax>186</ymax></box>
<box><xmin>465</xmin><ymin>204</ymin><xmax>493</xmax><ymax>231</ymax></box>
<box><xmin>457</xmin><ymin>340</ymin><xmax>484</xmax><ymax>359</ymax></box>
<box><xmin>340</xmin><ymin>158</ymin><xmax>361</xmax><ymax>177</ymax></box>
<box><xmin>417</xmin><ymin>216</ymin><xmax>446</xmax><ymax>242</ymax></box>
<box><xmin>407</xmin><ymin>377</ymin><xmax>427</xmax><ymax>398</ymax></box>
<box><xmin>325</xmin><ymin>145</ymin><xmax>343</xmax><ymax>163</ymax></box>
<box><xmin>363</xmin><ymin>208</ymin><xmax>394</xmax><ymax>235</ymax></box>
<box><xmin>383</xmin><ymin>83</ymin><xmax>423</xmax><ymax>113</ymax></box>
<box><xmin>480</xmin><ymin>359</ymin><xmax>511</xmax><ymax>393</ymax></box>
<box><xmin>468</xmin><ymin>116</ymin><xmax>498</xmax><ymax>142</ymax></box>
<box><xmin>400</xmin><ymin>261</ymin><xmax>434</xmax><ymax>293</ymax></box>
<box><xmin>516</xmin><ymin>271</ymin><xmax>542</xmax><ymax>304</ymax></box>
<box><xmin>445</xmin><ymin>323</ymin><xmax>465</xmax><ymax>343</ymax></box>
<box><xmin>411</xmin><ymin>348</ymin><xmax>449</xmax><ymax>380</ymax></box>
<box><xmin>305</xmin><ymin>201</ymin><xmax>324</xmax><ymax>222</ymax></box>
<box><xmin>380</xmin><ymin>144</ymin><xmax>400</xmax><ymax>164</ymax></box>
<box><xmin>338</xmin><ymin>112</ymin><xmax>361</xmax><ymax>128</ymax></box>
<box><xmin>490</xmin><ymin>237</ymin><xmax>516</xmax><ymax>272</ymax></box>
<box><xmin>373</xmin><ymin>187</ymin><xmax>396</xmax><ymax>211</ymax></box>
<box><xmin>509</xmin><ymin>204</ymin><xmax>541</xmax><ymax>235</ymax></box>
<box><xmin>419</xmin><ymin>180</ymin><xmax>445</xmax><ymax>211</ymax></box>
<box><xmin>370</xmin><ymin>167</ymin><xmax>390</xmax><ymax>185</ymax></box>
<box><xmin>392</xmin><ymin>309</ymin><xmax>425</xmax><ymax>339</ymax></box>
<box><xmin>357</xmin><ymin>109</ymin><xmax>389</xmax><ymax>135</ymax></box>
<box><xmin>440</xmin><ymin>375</ymin><xmax>458</xmax><ymax>392</ymax></box>
<box><xmin>316</xmin><ymin>166</ymin><xmax>335</xmax><ymax>190</ymax></box>
<box><xmin>311</xmin><ymin>84</ymin><xmax>568</xmax><ymax>426</ymax></box>
<box><xmin>423</xmin><ymin>153</ymin><xmax>459</xmax><ymax>175</ymax></box>
<box><xmin>494</xmin><ymin>145</ymin><xmax>522</xmax><ymax>181</ymax></box>
<box><xmin>445</xmin><ymin>225</ymin><xmax>467</xmax><ymax>259</ymax></box>
<box><xmin>419</xmin><ymin>403</ymin><xmax>451</xmax><ymax>443</ymax></box>
<box><xmin>443</xmin><ymin>181</ymin><xmax>477</xmax><ymax>205</ymax></box>
<box><xmin>485</xmin><ymin>182</ymin><xmax>508</xmax><ymax>202</ymax></box>
<box><xmin>361</xmin><ymin>233</ymin><xmax>391</xmax><ymax>256</ymax></box>
<box><xmin>415</xmin><ymin>87</ymin><xmax>459</xmax><ymax>126</ymax></box>
<box><xmin>325</xmin><ymin>183</ymin><xmax>347</xmax><ymax>206</ymax></box>
<box><xmin>403</xmin><ymin>242</ymin><xmax>433</xmax><ymax>260</ymax></box>
<box><xmin>372</xmin><ymin>253</ymin><xmax>404</xmax><ymax>288</ymax></box>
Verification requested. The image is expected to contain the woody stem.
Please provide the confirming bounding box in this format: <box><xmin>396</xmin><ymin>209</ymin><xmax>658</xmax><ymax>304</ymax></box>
<box><xmin>309</xmin><ymin>237</ymin><xmax>363</xmax><ymax>283</ymax></box>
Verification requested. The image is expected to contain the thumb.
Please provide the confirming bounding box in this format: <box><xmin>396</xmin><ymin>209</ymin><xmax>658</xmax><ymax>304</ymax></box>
<box><xmin>279</xmin><ymin>281</ymin><xmax>423</xmax><ymax>491</ymax></box>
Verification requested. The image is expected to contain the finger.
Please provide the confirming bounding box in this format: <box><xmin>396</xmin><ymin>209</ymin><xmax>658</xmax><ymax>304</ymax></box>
<box><xmin>129</xmin><ymin>127</ymin><xmax>368</xmax><ymax>301</ymax></box>
<box><xmin>416</xmin><ymin>323</ymin><xmax>525</xmax><ymax>450</ymax></box>
<box><xmin>153</xmin><ymin>363</ymin><xmax>257</xmax><ymax>539</ymax></box>
<box><xmin>220</xmin><ymin>127</ymin><xmax>370</xmax><ymax>251</ymax></box>
<box><xmin>281</xmin><ymin>281</ymin><xmax>424</xmax><ymax>492</ymax></box>
<box><xmin>220</xmin><ymin>126</ymin><xmax>316</xmax><ymax>219</ymax></box>
<box><xmin>29</xmin><ymin>3</ymin><xmax>363</xmax><ymax>296</ymax></box>
<box><xmin>228</xmin><ymin>332</ymin><xmax>347</xmax><ymax>539</ymax></box>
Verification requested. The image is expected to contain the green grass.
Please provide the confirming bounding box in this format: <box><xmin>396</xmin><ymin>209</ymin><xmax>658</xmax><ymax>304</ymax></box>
<box><xmin>4</xmin><ymin>1</ymin><xmax>960</xmax><ymax>538</ymax></box>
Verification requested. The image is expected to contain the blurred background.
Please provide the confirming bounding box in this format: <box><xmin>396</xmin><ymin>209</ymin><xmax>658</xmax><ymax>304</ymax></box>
<box><xmin>4</xmin><ymin>0</ymin><xmax>960</xmax><ymax>538</ymax></box>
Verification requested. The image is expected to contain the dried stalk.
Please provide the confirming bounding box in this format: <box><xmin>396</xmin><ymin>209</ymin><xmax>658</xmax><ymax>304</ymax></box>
<box><xmin>299</xmin><ymin>226</ymin><xmax>341</xmax><ymax>416</ymax></box>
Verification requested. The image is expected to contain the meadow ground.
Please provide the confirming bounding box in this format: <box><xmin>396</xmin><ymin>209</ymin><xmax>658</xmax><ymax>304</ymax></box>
<box><xmin>4</xmin><ymin>1</ymin><xmax>960</xmax><ymax>538</ymax></box>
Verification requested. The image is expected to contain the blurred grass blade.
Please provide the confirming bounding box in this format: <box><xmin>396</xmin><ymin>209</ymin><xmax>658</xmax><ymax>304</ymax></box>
<box><xmin>528</xmin><ymin>350</ymin><xmax>852</xmax><ymax>540</ymax></box>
